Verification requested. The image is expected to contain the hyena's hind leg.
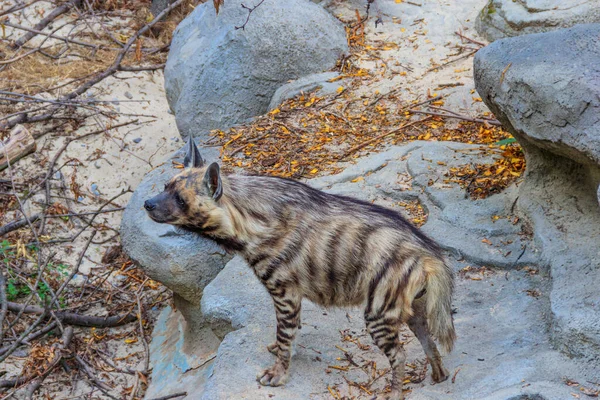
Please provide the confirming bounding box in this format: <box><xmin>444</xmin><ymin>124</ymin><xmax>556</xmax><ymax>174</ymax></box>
<box><xmin>365</xmin><ymin>305</ymin><xmax>406</xmax><ymax>400</ymax></box>
<box><xmin>258</xmin><ymin>288</ymin><xmax>302</xmax><ymax>387</ymax></box>
<box><xmin>407</xmin><ymin>297</ymin><xmax>449</xmax><ymax>383</ymax></box>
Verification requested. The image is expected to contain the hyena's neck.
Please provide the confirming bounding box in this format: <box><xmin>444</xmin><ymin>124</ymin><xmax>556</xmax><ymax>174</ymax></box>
<box><xmin>210</xmin><ymin>175</ymin><xmax>285</xmax><ymax>254</ymax></box>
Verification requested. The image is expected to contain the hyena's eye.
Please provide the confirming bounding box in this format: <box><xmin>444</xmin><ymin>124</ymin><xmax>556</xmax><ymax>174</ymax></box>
<box><xmin>175</xmin><ymin>193</ymin><xmax>185</xmax><ymax>207</ymax></box>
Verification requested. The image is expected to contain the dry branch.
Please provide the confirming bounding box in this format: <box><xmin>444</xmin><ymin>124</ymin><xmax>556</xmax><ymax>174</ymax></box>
<box><xmin>6</xmin><ymin>302</ymin><xmax>137</xmax><ymax>327</ymax></box>
<box><xmin>0</xmin><ymin>270</ymin><xmax>6</xmax><ymax>343</ymax></box>
<box><xmin>0</xmin><ymin>213</ymin><xmax>42</xmax><ymax>237</ymax></box>
<box><xmin>12</xmin><ymin>0</ymin><xmax>82</xmax><ymax>48</ymax></box>
<box><xmin>5</xmin><ymin>20</ymin><xmax>98</xmax><ymax>50</ymax></box>
<box><xmin>408</xmin><ymin>109</ymin><xmax>502</xmax><ymax>126</ymax></box>
<box><xmin>339</xmin><ymin>117</ymin><xmax>432</xmax><ymax>159</ymax></box>
<box><xmin>147</xmin><ymin>393</ymin><xmax>188</xmax><ymax>400</ymax></box>
<box><xmin>0</xmin><ymin>125</ymin><xmax>36</xmax><ymax>171</ymax></box>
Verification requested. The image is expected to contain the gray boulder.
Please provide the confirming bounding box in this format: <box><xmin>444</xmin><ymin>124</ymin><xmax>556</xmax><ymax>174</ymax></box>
<box><xmin>474</xmin><ymin>24</ymin><xmax>600</xmax><ymax>359</ymax></box>
<box><xmin>268</xmin><ymin>72</ymin><xmax>345</xmax><ymax>110</ymax></box>
<box><xmin>120</xmin><ymin>144</ymin><xmax>232</xmax><ymax>347</ymax></box>
<box><xmin>164</xmin><ymin>0</ymin><xmax>348</xmax><ymax>140</ymax></box>
<box><xmin>476</xmin><ymin>0</ymin><xmax>600</xmax><ymax>41</ymax></box>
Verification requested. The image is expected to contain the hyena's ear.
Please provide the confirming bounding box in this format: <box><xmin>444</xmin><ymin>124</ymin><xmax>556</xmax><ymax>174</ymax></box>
<box><xmin>183</xmin><ymin>137</ymin><xmax>204</xmax><ymax>169</ymax></box>
<box><xmin>204</xmin><ymin>162</ymin><xmax>223</xmax><ymax>201</ymax></box>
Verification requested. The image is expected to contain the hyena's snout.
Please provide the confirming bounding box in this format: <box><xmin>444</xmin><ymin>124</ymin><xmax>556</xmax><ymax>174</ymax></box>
<box><xmin>143</xmin><ymin>192</ymin><xmax>176</xmax><ymax>224</ymax></box>
<box><xmin>144</xmin><ymin>199</ymin><xmax>156</xmax><ymax>211</ymax></box>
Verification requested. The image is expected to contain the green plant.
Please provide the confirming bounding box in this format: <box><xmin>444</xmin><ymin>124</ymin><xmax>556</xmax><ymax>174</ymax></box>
<box><xmin>6</xmin><ymin>278</ymin><xmax>30</xmax><ymax>301</ymax></box>
<box><xmin>495</xmin><ymin>137</ymin><xmax>517</xmax><ymax>146</ymax></box>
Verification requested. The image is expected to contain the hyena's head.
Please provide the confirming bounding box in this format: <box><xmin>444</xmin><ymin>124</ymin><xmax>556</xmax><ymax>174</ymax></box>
<box><xmin>144</xmin><ymin>138</ymin><xmax>223</xmax><ymax>229</ymax></box>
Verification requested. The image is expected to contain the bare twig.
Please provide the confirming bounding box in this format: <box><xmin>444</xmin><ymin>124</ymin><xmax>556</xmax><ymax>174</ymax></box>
<box><xmin>340</xmin><ymin>117</ymin><xmax>432</xmax><ymax>159</ymax></box>
<box><xmin>136</xmin><ymin>285</ymin><xmax>150</xmax><ymax>373</ymax></box>
<box><xmin>118</xmin><ymin>63</ymin><xmax>166</xmax><ymax>72</ymax></box>
<box><xmin>75</xmin><ymin>355</ymin><xmax>120</xmax><ymax>400</ymax></box>
<box><xmin>455</xmin><ymin>31</ymin><xmax>486</xmax><ymax>48</ymax></box>
<box><xmin>10</xmin><ymin>22</ymin><xmax>97</xmax><ymax>52</ymax></box>
<box><xmin>235</xmin><ymin>0</ymin><xmax>266</xmax><ymax>30</ymax></box>
<box><xmin>0</xmin><ymin>269</ymin><xmax>7</xmax><ymax>342</ymax></box>
<box><xmin>425</xmin><ymin>51</ymin><xmax>478</xmax><ymax>74</ymax></box>
<box><xmin>407</xmin><ymin>110</ymin><xmax>502</xmax><ymax>126</ymax></box>
<box><xmin>146</xmin><ymin>393</ymin><xmax>188</xmax><ymax>400</ymax></box>
<box><xmin>0</xmin><ymin>322</ymin><xmax>57</xmax><ymax>357</ymax></box>
<box><xmin>12</xmin><ymin>0</ymin><xmax>82</xmax><ymax>48</ymax></box>
<box><xmin>0</xmin><ymin>0</ymin><xmax>43</xmax><ymax>18</ymax></box>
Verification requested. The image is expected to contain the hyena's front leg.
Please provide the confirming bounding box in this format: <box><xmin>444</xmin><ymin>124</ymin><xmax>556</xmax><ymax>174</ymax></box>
<box><xmin>258</xmin><ymin>289</ymin><xmax>301</xmax><ymax>386</ymax></box>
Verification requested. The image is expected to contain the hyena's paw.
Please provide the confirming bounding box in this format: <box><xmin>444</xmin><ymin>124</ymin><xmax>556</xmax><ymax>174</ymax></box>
<box><xmin>266</xmin><ymin>342</ymin><xmax>278</xmax><ymax>355</ymax></box>
<box><xmin>257</xmin><ymin>363</ymin><xmax>288</xmax><ymax>387</ymax></box>
<box><xmin>430</xmin><ymin>362</ymin><xmax>449</xmax><ymax>383</ymax></box>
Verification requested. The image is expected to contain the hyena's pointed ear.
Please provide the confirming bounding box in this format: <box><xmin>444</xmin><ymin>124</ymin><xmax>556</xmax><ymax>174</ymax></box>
<box><xmin>204</xmin><ymin>162</ymin><xmax>223</xmax><ymax>201</ymax></box>
<box><xmin>183</xmin><ymin>137</ymin><xmax>204</xmax><ymax>169</ymax></box>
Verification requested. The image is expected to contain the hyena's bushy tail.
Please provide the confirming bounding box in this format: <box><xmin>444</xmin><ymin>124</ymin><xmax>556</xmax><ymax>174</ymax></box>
<box><xmin>423</xmin><ymin>257</ymin><xmax>456</xmax><ymax>353</ymax></box>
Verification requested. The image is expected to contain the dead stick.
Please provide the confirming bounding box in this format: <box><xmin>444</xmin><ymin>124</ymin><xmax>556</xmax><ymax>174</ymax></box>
<box><xmin>136</xmin><ymin>288</ymin><xmax>150</xmax><ymax>373</ymax></box>
<box><xmin>399</xmin><ymin>95</ymin><xmax>443</xmax><ymax>112</ymax></box>
<box><xmin>425</xmin><ymin>51</ymin><xmax>477</xmax><ymax>73</ymax></box>
<box><xmin>455</xmin><ymin>31</ymin><xmax>486</xmax><ymax>47</ymax></box>
<box><xmin>119</xmin><ymin>63</ymin><xmax>166</xmax><ymax>72</ymax></box>
<box><xmin>340</xmin><ymin>117</ymin><xmax>432</xmax><ymax>159</ymax></box>
<box><xmin>6</xmin><ymin>302</ymin><xmax>136</xmax><ymax>327</ymax></box>
<box><xmin>0</xmin><ymin>213</ymin><xmax>41</xmax><ymax>237</ymax></box>
<box><xmin>6</xmin><ymin>21</ymin><xmax>98</xmax><ymax>49</ymax></box>
<box><xmin>0</xmin><ymin>271</ymin><xmax>6</xmax><ymax>343</ymax></box>
<box><xmin>11</xmin><ymin>0</ymin><xmax>84</xmax><ymax>48</ymax></box>
<box><xmin>0</xmin><ymin>0</ymin><xmax>43</xmax><ymax>18</ymax></box>
<box><xmin>407</xmin><ymin>110</ymin><xmax>502</xmax><ymax>126</ymax></box>
<box><xmin>0</xmin><ymin>322</ymin><xmax>57</xmax><ymax>357</ymax></box>
<box><xmin>0</xmin><ymin>125</ymin><xmax>36</xmax><ymax>171</ymax></box>
<box><xmin>146</xmin><ymin>393</ymin><xmax>188</xmax><ymax>400</ymax></box>
<box><xmin>75</xmin><ymin>355</ymin><xmax>119</xmax><ymax>399</ymax></box>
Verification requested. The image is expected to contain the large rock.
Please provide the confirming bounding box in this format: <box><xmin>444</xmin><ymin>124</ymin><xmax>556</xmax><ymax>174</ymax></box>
<box><xmin>476</xmin><ymin>0</ymin><xmax>600</xmax><ymax>41</ymax></box>
<box><xmin>474</xmin><ymin>24</ymin><xmax>600</xmax><ymax>359</ymax></box>
<box><xmin>121</xmin><ymin>144</ymin><xmax>232</xmax><ymax>346</ymax></box>
<box><xmin>164</xmin><ymin>0</ymin><xmax>348</xmax><ymax>140</ymax></box>
<box><xmin>268</xmin><ymin>72</ymin><xmax>344</xmax><ymax>110</ymax></box>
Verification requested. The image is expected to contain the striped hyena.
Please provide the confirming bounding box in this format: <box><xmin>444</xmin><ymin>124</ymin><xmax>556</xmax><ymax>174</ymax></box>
<box><xmin>144</xmin><ymin>139</ymin><xmax>456</xmax><ymax>399</ymax></box>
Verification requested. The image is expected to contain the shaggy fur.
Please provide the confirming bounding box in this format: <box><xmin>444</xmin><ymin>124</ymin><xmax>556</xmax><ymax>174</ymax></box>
<box><xmin>144</xmin><ymin>139</ymin><xmax>456</xmax><ymax>399</ymax></box>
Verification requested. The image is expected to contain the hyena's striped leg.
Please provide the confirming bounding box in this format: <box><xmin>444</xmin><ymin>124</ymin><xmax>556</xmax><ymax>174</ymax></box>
<box><xmin>407</xmin><ymin>298</ymin><xmax>449</xmax><ymax>383</ymax></box>
<box><xmin>267</xmin><ymin>306</ymin><xmax>300</xmax><ymax>356</ymax></box>
<box><xmin>257</xmin><ymin>289</ymin><xmax>301</xmax><ymax>387</ymax></box>
<box><xmin>365</xmin><ymin>308</ymin><xmax>406</xmax><ymax>400</ymax></box>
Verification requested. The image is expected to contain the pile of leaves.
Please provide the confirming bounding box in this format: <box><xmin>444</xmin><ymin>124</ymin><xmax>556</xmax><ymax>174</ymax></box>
<box><xmin>444</xmin><ymin>143</ymin><xmax>525</xmax><ymax>199</ymax></box>
<box><xmin>212</xmin><ymin>87</ymin><xmax>514</xmax><ymax>180</ymax></box>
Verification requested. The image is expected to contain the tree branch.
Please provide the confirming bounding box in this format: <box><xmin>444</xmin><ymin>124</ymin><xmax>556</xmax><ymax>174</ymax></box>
<box><xmin>6</xmin><ymin>302</ymin><xmax>137</xmax><ymax>328</ymax></box>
